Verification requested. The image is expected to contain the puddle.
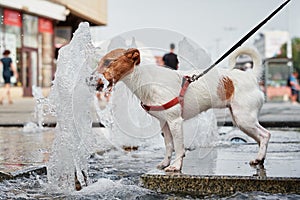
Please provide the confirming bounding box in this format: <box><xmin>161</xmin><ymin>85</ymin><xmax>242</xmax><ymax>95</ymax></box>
<box><xmin>0</xmin><ymin>127</ymin><xmax>299</xmax><ymax>199</ymax></box>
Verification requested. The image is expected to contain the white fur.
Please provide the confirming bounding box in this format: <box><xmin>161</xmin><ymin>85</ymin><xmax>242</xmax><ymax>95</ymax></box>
<box><xmin>121</xmin><ymin>47</ymin><xmax>270</xmax><ymax>171</ymax></box>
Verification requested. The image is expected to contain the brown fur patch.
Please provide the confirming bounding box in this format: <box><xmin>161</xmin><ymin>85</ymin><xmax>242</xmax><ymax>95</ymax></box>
<box><xmin>96</xmin><ymin>48</ymin><xmax>140</xmax><ymax>89</ymax></box>
<box><xmin>217</xmin><ymin>76</ymin><xmax>235</xmax><ymax>100</ymax></box>
<box><xmin>98</xmin><ymin>49</ymin><xmax>126</xmax><ymax>73</ymax></box>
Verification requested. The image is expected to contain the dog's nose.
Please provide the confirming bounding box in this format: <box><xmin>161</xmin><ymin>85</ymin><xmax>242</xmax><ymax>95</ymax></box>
<box><xmin>96</xmin><ymin>82</ymin><xmax>104</xmax><ymax>91</ymax></box>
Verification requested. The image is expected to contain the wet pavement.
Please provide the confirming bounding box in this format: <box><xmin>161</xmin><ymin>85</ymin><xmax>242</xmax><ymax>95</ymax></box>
<box><xmin>0</xmin><ymin>97</ymin><xmax>300</xmax><ymax>197</ymax></box>
<box><xmin>0</xmin><ymin>126</ymin><xmax>299</xmax><ymax>197</ymax></box>
<box><xmin>0</xmin><ymin>98</ymin><xmax>300</xmax><ymax>165</ymax></box>
<box><xmin>0</xmin><ymin>127</ymin><xmax>54</xmax><ymax>174</ymax></box>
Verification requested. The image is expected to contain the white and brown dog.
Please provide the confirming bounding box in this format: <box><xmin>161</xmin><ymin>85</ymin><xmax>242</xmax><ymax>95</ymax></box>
<box><xmin>96</xmin><ymin>47</ymin><xmax>270</xmax><ymax>172</ymax></box>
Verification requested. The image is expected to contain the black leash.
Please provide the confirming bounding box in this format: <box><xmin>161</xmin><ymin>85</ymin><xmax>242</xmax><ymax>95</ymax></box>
<box><xmin>189</xmin><ymin>0</ymin><xmax>291</xmax><ymax>83</ymax></box>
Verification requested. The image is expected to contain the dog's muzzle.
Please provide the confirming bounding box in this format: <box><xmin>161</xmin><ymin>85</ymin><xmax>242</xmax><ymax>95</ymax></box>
<box><xmin>85</xmin><ymin>72</ymin><xmax>109</xmax><ymax>92</ymax></box>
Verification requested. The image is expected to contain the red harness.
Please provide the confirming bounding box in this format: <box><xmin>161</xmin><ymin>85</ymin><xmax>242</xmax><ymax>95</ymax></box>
<box><xmin>141</xmin><ymin>76</ymin><xmax>191</xmax><ymax>112</ymax></box>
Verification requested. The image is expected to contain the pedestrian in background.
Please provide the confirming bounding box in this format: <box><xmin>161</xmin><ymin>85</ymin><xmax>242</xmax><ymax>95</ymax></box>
<box><xmin>0</xmin><ymin>50</ymin><xmax>18</xmax><ymax>105</ymax></box>
<box><xmin>162</xmin><ymin>43</ymin><xmax>179</xmax><ymax>70</ymax></box>
<box><xmin>287</xmin><ymin>71</ymin><xmax>300</xmax><ymax>105</ymax></box>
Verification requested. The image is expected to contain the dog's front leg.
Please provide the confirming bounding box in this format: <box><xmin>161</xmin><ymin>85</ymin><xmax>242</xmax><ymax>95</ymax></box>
<box><xmin>157</xmin><ymin>122</ymin><xmax>174</xmax><ymax>169</ymax></box>
<box><xmin>164</xmin><ymin>117</ymin><xmax>185</xmax><ymax>172</ymax></box>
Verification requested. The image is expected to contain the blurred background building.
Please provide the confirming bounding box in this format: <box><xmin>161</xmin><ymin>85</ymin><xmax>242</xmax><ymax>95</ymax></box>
<box><xmin>0</xmin><ymin>0</ymin><xmax>297</xmax><ymax>102</ymax></box>
<box><xmin>254</xmin><ymin>30</ymin><xmax>293</xmax><ymax>101</ymax></box>
<box><xmin>0</xmin><ymin>0</ymin><xmax>107</xmax><ymax>96</ymax></box>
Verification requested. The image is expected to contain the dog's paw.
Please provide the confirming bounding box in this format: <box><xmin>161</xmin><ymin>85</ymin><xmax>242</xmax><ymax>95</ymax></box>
<box><xmin>249</xmin><ymin>158</ymin><xmax>264</xmax><ymax>166</ymax></box>
<box><xmin>157</xmin><ymin>163</ymin><xmax>169</xmax><ymax>170</ymax></box>
<box><xmin>157</xmin><ymin>165</ymin><xmax>165</xmax><ymax>170</ymax></box>
<box><xmin>164</xmin><ymin>166</ymin><xmax>181</xmax><ymax>172</ymax></box>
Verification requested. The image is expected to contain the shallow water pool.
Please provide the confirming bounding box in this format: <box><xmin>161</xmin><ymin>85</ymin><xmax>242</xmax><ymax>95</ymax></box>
<box><xmin>0</xmin><ymin>127</ymin><xmax>299</xmax><ymax>199</ymax></box>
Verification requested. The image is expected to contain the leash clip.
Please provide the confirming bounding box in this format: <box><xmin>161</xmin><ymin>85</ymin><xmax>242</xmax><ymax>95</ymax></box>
<box><xmin>189</xmin><ymin>73</ymin><xmax>203</xmax><ymax>83</ymax></box>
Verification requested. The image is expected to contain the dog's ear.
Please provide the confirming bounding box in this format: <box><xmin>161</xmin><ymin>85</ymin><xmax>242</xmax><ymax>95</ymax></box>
<box><xmin>125</xmin><ymin>48</ymin><xmax>140</xmax><ymax>65</ymax></box>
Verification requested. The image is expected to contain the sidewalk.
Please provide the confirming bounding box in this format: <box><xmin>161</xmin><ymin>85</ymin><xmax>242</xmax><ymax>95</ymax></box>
<box><xmin>214</xmin><ymin>101</ymin><xmax>300</xmax><ymax>127</ymax></box>
<box><xmin>1</xmin><ymin>95</ymin><xmax>300</xmax><ymax>127</ymax></box>
<box><xmin>0</xmin><ymin>98</ymin><xmax>37</xmax><ymax>126</ymax></box>
<box><xmin>0</xmin><ymin>87</ymin><xmax>53</xmax><ymax>126</ymax></box>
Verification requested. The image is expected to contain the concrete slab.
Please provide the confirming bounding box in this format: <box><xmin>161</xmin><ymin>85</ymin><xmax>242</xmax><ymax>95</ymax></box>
<box><xmin>0</xmin><ymin>165</ymin><xmax>46</xmax><ymax>181</ymax></box>
<box><xmin>141</xmin><ymin>174</ymin><xmax>300</xmax><ymax>197</ymax></box>
<box><xmin>141</xmin><ymin>129</ymin><xmax>300</xmax><ymax>196</ymax></box>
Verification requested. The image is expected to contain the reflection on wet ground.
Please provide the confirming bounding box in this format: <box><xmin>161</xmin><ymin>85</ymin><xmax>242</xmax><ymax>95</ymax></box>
<box><xmin>0</xmin><ymin>127</ymin><xmax>54</xmax><ymax>173</ymax></box>
<box><xmin>0</xmin><ymin>127</ymin><xmax>299</xmax><ymax>199</ymax></box>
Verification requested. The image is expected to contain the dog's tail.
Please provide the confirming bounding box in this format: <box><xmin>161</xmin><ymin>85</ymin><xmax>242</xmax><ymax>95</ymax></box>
<box><xmin>228</xmin><ymin>46</ymin><xmax>262</xmax><ymax>79</ymax></box>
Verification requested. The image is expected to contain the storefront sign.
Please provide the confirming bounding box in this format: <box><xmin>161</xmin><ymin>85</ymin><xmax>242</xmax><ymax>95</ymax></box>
<box><xmin>38</xmin><ymin>18</ymin><xmax>54</xmax><ymax>34</ymax></box>
<box><xmin>3</xmin><ymin>9</ymin><xmax>22</xmax><ymax>27</ymax></box>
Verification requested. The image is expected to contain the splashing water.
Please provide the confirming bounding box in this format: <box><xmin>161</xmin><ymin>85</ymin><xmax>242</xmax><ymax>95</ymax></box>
<box><xmin>46</xmin><ymin>22</ymin><xmax>98</xmax><ymax>192</ymax></box>
<box><xmin>32</xmin><ymin>85</ymin><xmax>45</xmax><ymax>129</ymax></box>
<box><xmin>23</xmin><ymin>85</ymin><xmax>52</xmax><ymax>132</ymax></box>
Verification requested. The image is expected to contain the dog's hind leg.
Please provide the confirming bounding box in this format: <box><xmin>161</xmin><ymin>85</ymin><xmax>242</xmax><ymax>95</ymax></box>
<box><xmin>229</xmin><ymin>105</ymin><xmax>270</xmax><ymax>165</ymax></box>
<box><xmin>164</xmin><ymin>117</ymin><xmax>185</xmax><ymax>172</ymax></box>
<box><xmin>251</xmin><ymin>123</ymin><xmax>270</xmax><ymax>165</ymax></box>
<box><xmin>157</xmin><ymin>122</ymin><xmax>174</xmax><ymax>169</ymax></box>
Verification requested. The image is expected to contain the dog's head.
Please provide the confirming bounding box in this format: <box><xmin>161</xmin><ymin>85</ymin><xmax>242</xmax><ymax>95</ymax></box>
<box><xmin>96</xmin><ymin>48</ymin><xmax>140</xmax><ymax>91</ymax></box>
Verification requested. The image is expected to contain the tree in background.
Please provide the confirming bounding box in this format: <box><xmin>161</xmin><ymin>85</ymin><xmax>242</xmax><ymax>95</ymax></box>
<box><xmin>278</xmin><ymin>37</ymin><xmax>300</xmax><ymax>73</ymax></box>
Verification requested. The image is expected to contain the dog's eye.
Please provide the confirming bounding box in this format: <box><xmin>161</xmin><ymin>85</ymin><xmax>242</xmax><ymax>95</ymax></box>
<box><xmin>103</xmin><ymin>59</ymin><xmax>115</xmax><ymax>67</ymax></box>
<box><xmin>103</xmin><ymin>59</ymin><xmax>111</xmax><ymax>66</ymax></box>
